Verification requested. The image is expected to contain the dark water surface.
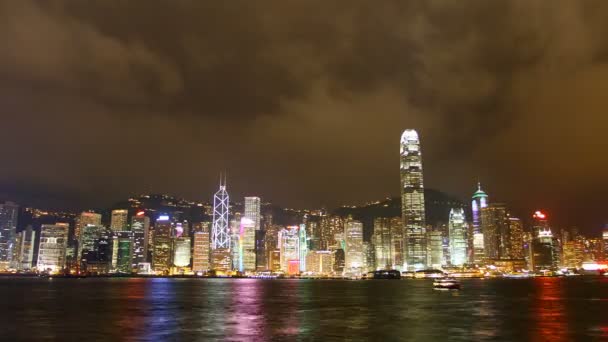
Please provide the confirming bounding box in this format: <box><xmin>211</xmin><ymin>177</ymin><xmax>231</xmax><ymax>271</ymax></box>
<box><xmin>1</xmin><ymin>277</ymin><xmax>608</xmax><ymax>341</ymax></box>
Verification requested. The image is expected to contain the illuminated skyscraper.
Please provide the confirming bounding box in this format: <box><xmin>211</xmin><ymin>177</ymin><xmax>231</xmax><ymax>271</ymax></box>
<box><xmin>305</xmin><ymin>250</ymin><xmax>334</xmax><ymax>275</ymax></box>
<box><xmin>80</xmin><ymin>224</ymin><xmax>105</xmax><ymax>272</ymax></box>
<box><xmin>508</xmin><ymin>217</ymin><xmax>525</xmax><ymax>259</ymax></box>
<box><xmin>471</xmin><ymin>183</ymin><xmax>488</xmax><ymax>233</ymax></box>
<box><xmin>238</xmin><ymin>217</ymin><xmax>256</xmax><ymax>272</ymax></box>
<box><xmin>344</xmin><ymin>218</ymin><xmax>364</xmax><ymax>275</ymax></box>
<box><xmin>0</xmin><ymin>201</ymin><xmax>19</xmax><ymax>269</ymax></box>
<box><xmin>603</xmin><ymin>226</ymin><xmax>608</xmax><ymax>259</ymax></box>
<box><xmin>448</xmin><ymin>208</ymin><xmax>468</xmax><ymax>266</ymax></box>
<box><xmin>400</xmin><ymin>129</ymin><xmax>427</xmax><ymax>270</ymax></box>
<box><xmin>244</xmin><ymin>197</ymin><xmax>261</xmax><ymax>231</ymax></box>
<box><xmin>193</xmin><ymin>229</ymin><xmax>210</xmax><ymax>273</ymax></box>
<box><xmin>211</xmin><ymin>176</ymin><xmax>231</xmax><ymax>271</ymax></box>
<box><xmin>131</xmin><ymin>212</ymin><xmax>150</xmax><ymax>267</ymax></box>
<box><xmin>427</xmin><ymin>230</ymin><xmax>444</xmax><ymax>269</ymax></box>
<box><xmin>110</xmin><ymin>209</ymin><xmax>129</xmax><ymax>231</ymax></box>
<box><xmin>173</xmin><ymin>237</ymin><xmax>191</xmax><ymax>268</ymax></box>
<box><xmin>113</xmin><ymin>231</ymin><xmax>133</xmax><ymax>273</ymax></box>
<box><xmin>74</xmin><ymin>211</ymin><xmax>102</xmax><ymax>248</ymax></box>
<box><xmin>37</xmin><ymin>223</ymin><xmax>69</xmax><ymax>273</ymax></box>
<box><xmin>372</xmin><ymin>217</ymin><xmax>403</xmax><ymax>270</ymax></box>
<box><xmin>152</xmin><ymin>216</ymin><xmax>173</xmax><ymax>274</ymax></box>
<box><xmin>279</xmin><ymin>226</ymin><xmax>299</xmax><ymax>274</ymax></box>
<box><xmin>13</xmin><ymin>226</ymin><xmax>35</xmax><ymax>270</ymax></box>
<box><xmin>481</xmin><ymin>204</ymin><xmax>509</xmax><ymax>260</ymax></box>
<box><xmin>531</xmin><ymin>210</ymin><xmax>557</xmax><ymax>271</ymax></box>
<box><xmin>320</xmin><ymin>216</ymin><xmax>344</xmax><ymax>250</ymax></box>
<box><xmin>299</xmin><ymin>224</ymin><xmax>308</xmax><ymax>272</ymax></box>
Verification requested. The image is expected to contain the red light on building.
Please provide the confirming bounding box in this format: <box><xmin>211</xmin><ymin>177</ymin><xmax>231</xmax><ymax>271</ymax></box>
<box><xmin>287</xmin><ymin>260</ymin><xmax>300</xmax><ymax>275</ymax></box>
<box><xmin>136</xmin><ymin>211</ymin><xmax>145</xmax><ymax>216</ymax></box>
<box><xmin>533</xmin><ymin>211</ymin><xmax>547</xmax><ymax>220</ymax></box>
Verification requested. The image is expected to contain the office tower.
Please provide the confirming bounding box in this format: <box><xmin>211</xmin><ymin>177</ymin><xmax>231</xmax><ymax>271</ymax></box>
<box><xmin>238</xmin><ymin>217</ymin><xmax>256</xmax><ymax>272</ymax></box>
<box><xmin>471</xmin><ymin>183</ymin><xmax>488</xmax><ymax>233</ymax></box>
<box><xmin>449</xmin><ymin>208</ymin><xmax>468</xmax><ymax>266</ymax></box>
<box><xmin>299</xmin><ymin>224</ymin><xmax>308</xmax><ymax>272</ymax></box>
<box><xmin>363</xmin><ymin>242</ymin><xmax>375</xmax><ymax>273</ymax></box>
<box><xmin>152</xmin><ymin>216</ymin><xmax>173</xmax><ymax>274</ymax></box>
<box><xmin>80</xmin><ymin>224</ymin><xmax>106</xmax><ymax>271</ymax></box>
<box><xmin>90</xmin><ymin>229</ymin><xmax>115</xmax><ymax>274</ymax></box>
<box><xmin>268</xmin><ymin>249</ymin><xmax>281</xmax><ymax>272</ymax></box>
<box><xmin>74</xmin><ymin>211</ymin><xmax>102</xmax><ymax>247</ymax></box>
<box><xmin>427</xmin><ymin>230</ymin><xmax>444</xmax><ymax>269</ymax></box>
<box><xmin>531</xmin><ymin>211</ymin><xmax>557</xmax><ymax>271</ymax></box>
<box><xmin>602</xmin><ymin>225</ymin><xmax>608</xmax><ymax>259</ymax></box>
<box><xmin>264</xmin><ymin>224</ymin><xmax>281</xmax><ymax>270</ymax></box>
<box><xmin>333</xmin><ymin>249</ymin><xmax>345</xmax><ymax>274</ymax></box>
<box><xmin>562</xmin><ymin>239</ymin><xmax>584</xmax><ymax>268</ymax></box>
<box><xmin>131</xmin><ymin>212</ymin><xmax>150</xmax><ymax>267</ymax></box>
<box><xmin>508</xmin><ymin>217</ymin><xmax>525</xmax><ymax>259</ymax></box>
<box><xmin>255</xmin><ymin>229</ymin><xmax>266</xmax><ymax>271</ymax></box>
<box><xmin>372</xmin><ymin>217</ymin><xmax>403</xmax><ymax>270</ymax></box>
<box><xmin>113</xmin><ymin>231</ymin><xmax>133</xmax><ymax>273</ymax></box>
<box><xmin>13</xmin><ymin>226</ymin><xmax>35</xmax><ymax>270</ymax></box>
<box><xmin>0</xmin><ymin>201</ymin><xmax>19</xmax><ymax>269</ymax></box>
<box><xmin>211</xmin><ymin>177</ymin><xmax>231</xmax><ymax>271</ymax></box>
<box><xmin>173</xmin><ymin>237</ymin><xmax>191</xmax><ymax>268</ymax></box>
<box><xmin>110</xmin><ymin>209</ymin><xmax>129</xmax><ymax>231</ymax></box>
<box><xmin>244</xmin><ymin>197</ymin><xmax>261</xmax><ymax>231</ymax></box>
<box><xmin>37</xmin><ymin>223</ymin><xmax>69</xmax><ymax>273</ymax></box>
<box><xmin>344</xmin><ymin>218</ymin><xmax>364</xmax><ymax>275</ymax></box>
<box><xmin>193</xmin><ymin>229</ymin><xmax>210</xmax><ymax>273</ymax></box>
<box><xmin>279</xmin><ymin>226</ymin><xmax>300</xmax><ymax>274</ymax></box>
<box><xmin>320</xmin><ymin>216</ymin><xmax>344</xmax><ymax>250</ymax></box>
<box><xmin>306</xmin><ymin>250</ymin><xmax>334</xmax><ymax>275</ymax></box>
<box><xmin>400</xmin><ymin>129</ymin><xmax>427</xmax><ymax>270</ymax></box>
<box><xmin>481</xmin><ymin>204</ymin><xmax>509</xmax><ymax>260</ymax></box>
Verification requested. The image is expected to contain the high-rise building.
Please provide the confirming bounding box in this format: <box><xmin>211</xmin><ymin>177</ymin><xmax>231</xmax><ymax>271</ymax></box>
<box><xmin>0</xmin><ymin>201</ymin><xmax>19</xmax><ymax>269</ymax></box>
<box><xmin>131</xmin><ymin>212</ymin><xmax>150</xmax><ymax>267</ymax></box>
<box><xmin>244</xmin><ymin>197</ymin><xmax>261</xmax><ymax>231</ymax></box>
<box><xmin>372</xmin><ymin>217</ymin><xmax>403</xmax><ymax>270</ymax></box>
<box><xmin>110</xmin><ymin>209</ymin><xmax>129</xmax><ymax>231</ymax></box>
<box><xmin>305</xmin><ymin>250</ymin><xmax>334</xmax><ymax>275</ymax></box>
<box><xmin>279</xmin><ymin>226</ymin><xmax>299</xmax><ymax>274</ymax></box>
<box><xmin>192</xmin><ymin>229</ymin><xmax>210</xmax><ymax>273</ymax></box>
<box><xmin>299</xmin><ymin>224</ymin><xmax>308</xmax><ymax>272</ymax></box>
<box><xmin>448</xmin><ymin>208</ymin><xmax>467</xmax><ymax>266</ymax></box>
<box><xmin>530</xmin><ymin>211</ymin><xmax>557</xmax><ymax>271</ymax></box>
<box><xmin>37</xmin><ymin>223</ymin><xmax>69</xmax><ymax>273</ymax></box>
<box><xmin>481</xmin><ymin>204</ymin><xmax>509</xmax><ymax>260</ymax></box>
<box><xmin>602</xmin><ymin>225</ymin><xmax>608</xmax><ymax>259</ymax></box>
<box><xmin>79</xmin><ymin>224</ymin><xmax>106</xmax><ymax>272</ymax></box>
<box><xmin>427</xmin><ymin>230</ymin><xmax>444</xmax><ymax>269</ymax></box>
<box><xmin>173</xmin><ymin>237</ymin><xmax>191</xmax><ymax>268</ymax></box>
<box><xmin>74</xmin><ymin>211</ymin><xmax>102</xmax><ymax>248</ymax></box>
<box><xmin>211</xmin><ymin>177</ymin><xmax>231</xmax><ymax>271</ymax></box>
<box><xmin>152</xmin><ymin>216</ymin><xmax>173</xmax><ymax>274</ymax></box>
<box><xmin>471</xmin><ymin>183</ymin><xmax>488</xmax><ymax>234</ymax></box>
<box><xmin>344</xmin><ymin>218</ymin><xmax>364</xmax><ymax>275</ymax></box>
<box><xmin>238</xmin><ymin>217</ymin><xmax>256</xmax><ymax>272</ymax></box>
<box><xmin>113</xmin><ymin>231</ymin><xmax>133</xmax><ymax>273</ymax></box>
<box><xmin>508</xmin><ymin>217</ymin><xmax>525</xmax><ymax>259</ymax></box>
<box><xmin>562</xmin><ymin>239</ymin><xmax>584</xmax><ymax>268</ymax></box>
<box><xmin>13</xmin><ymin>226</ymin><xmax>35</xmax><ymax>270</ymax></box>
<box><xmin>400</xmin><ymin>129</ymin><xmax>427</xmax><ymax>270</ymax></box>
<box><xmin>320</xmin><ymin>216</ymin><xmax>344</xmax><ymax>250</ymax></box>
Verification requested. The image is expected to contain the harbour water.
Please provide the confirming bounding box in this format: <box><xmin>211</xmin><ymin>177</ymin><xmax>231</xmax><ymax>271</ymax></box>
<box><xmin>1</xmin><ymin>276</ymin><xmax>607</xmax><ymax>341</ymax></box>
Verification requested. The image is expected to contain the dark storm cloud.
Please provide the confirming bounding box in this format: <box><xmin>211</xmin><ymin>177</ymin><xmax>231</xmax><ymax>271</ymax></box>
<box><xmin>1</xmin><ymin>1</ymin><xmax>607</xmax><ymax>230</ymax></box>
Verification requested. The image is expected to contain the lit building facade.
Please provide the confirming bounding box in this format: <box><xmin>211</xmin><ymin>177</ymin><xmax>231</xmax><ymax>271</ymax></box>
<box><xmin>0</xmin><ymin>201</ymin><xmax>19</xmax><ymax>269</ymax></box>
<box><xmin>74</xmin><ymin>211</ymin><xmax>102</xmax><ymax>249</ymax></box>
<box><xmin>400</xmin><ymin>129</ymin><xmax>427</xmax><ymax>270</ymax></box>
<box><xmin>152</xmin><ymin>217</ymin><xmax>173</xmax><ymax>274</ymax></box>
<box><xmin>211</xmin><ymin>177</ymin><xmax>231</xmax><ymax>271</ymax></box>
<box><xmin>37</xmin><ymin>223</ymin><xmax>69</xmax><ymax>273</ymax></box>
<box><xmin>305</xmin><ymin>250</ymin><xmax>334</xmax><ymax>275</ymax></box>
<box><xmin>481</xmin><ymin>204</ymin><xmax>509</xmax><ymax>260</ymax></box>
<box><xmin>193</xmin><ymin>230</ymin><xmax>210</xmax><ymax>273</ymax></box>
<box><xmin>113</xmin><ymin>231</ymin><xmax>133</xmax><ymax>273</ymax></box>
<box><xmin>244</xmin><ymin>197</ymin><xmax>261</xmax><ymax>231</ymax></box>
<box><xmin>131</xmin><ymin>213</ymin><xmax>150</xmax><ymax>267</ymax></box>
<box><xmin>173</xmin><ymin>237</ymin><xmax>191</xmax><ymax>268</ymax></box>
<box><xmin>531</xmin><ymin>211</ymin><xmax>557</xmax><ymax>271</ymax></box>
<box><xmin>299</xmin><ymin>224</ymin><xmax>308</xmax><ymax>272</ymax></box>
<box><xmin>508</xmin><ymin>217</ymin><xmax>525</xmax><ymax>259</ymax></box>
<box><xmin>427</xmin><ymin>230</ymin><xmax>444</xmax><ymax>269</ymax></box>
<box><xmin>13</xmin><ymin>226</ymin><xmax>35</xmax><ymax>270</ymax></box>
<box><xmin>448</xmin><ymin>208</ymin><xmax>467</xmax><ymax>266</ymax></box>
<box><xmin>344</xmin><ymin>218</ymin><xmax>364</xmax><ymax>274</ymax></box>
<box><xmin>110</xmin><ymin>209</ymin><xmax>129</xmax><ymax>231</ymax></box>
<box><xmin>279</xmin><ymin>226</ymin><xmax>299</xmax><ymax>274</ymax></box>
<box><xmin>372</xmin><ymin>217</ymin><xmax>403</xmax><ymax>270</ymax></box>
<box><xmin>320</xmin><ymin>216</ymin><xmax>344</xmax><ymax>250</ymax></box>
<box><xmin>471</xmin><ymin>184</ymin><xmax>488</xmax><ymax>234</ymax></box>
<box><xmin>239</xmin><ymin>217</ymin><xmax>256</xmax><ymax>272</ymax></box>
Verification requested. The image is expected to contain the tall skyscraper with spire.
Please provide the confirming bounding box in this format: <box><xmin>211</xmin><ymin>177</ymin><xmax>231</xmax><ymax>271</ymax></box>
<box><xmin>471</xmin><ymin>183</ymin><xmax>488</xmax><ymax>234</ymax></box>
<box><xmin>400</xmin><ymin>129</ymin><xmax>427</xmax><ymax>270</ymax></box>
<box><xmin>211</xmin><ymin>175</ymin><xmax>231</xmax><ymax>271</ymax></box>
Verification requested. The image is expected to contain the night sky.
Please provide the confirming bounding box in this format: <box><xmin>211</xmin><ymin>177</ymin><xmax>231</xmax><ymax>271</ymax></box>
<box><xmin>1</xmin><ymin>1</ymin><xmax>607</xmax><ymax>232</ymax></box>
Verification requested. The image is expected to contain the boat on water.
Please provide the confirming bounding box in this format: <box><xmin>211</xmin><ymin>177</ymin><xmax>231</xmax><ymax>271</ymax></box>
<box><xmin>433</xmin><ymin>278</ymin><xmax>461</xmax><ymax>290</ymax></box>
<box><xmin>372</xmin><ymin>270</ymin><xmax>401</xmax><ymax>279</ymax></box>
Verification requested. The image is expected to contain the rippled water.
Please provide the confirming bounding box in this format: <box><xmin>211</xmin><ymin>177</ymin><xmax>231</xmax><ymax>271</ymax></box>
<box><xmin>1</xmin><ymin>277</ymin><xmax>608</xmax><ymax>341</ymax></box>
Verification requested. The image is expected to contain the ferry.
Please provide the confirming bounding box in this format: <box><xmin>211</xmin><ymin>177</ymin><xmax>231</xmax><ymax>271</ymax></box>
<box><xmin>433</xmin><ymin>278</ymin><xmax>461</xmax><ymax>290</ymax></box>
